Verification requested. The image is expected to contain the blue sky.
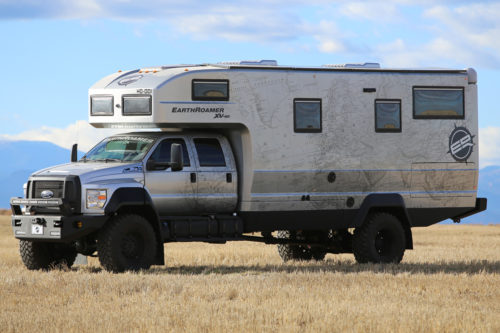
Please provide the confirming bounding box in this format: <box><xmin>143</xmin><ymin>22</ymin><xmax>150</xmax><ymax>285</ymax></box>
<box><xmin>1</xmin><ymin>0</ymin><xmax>500</xmax><ymax>165</ymax></box>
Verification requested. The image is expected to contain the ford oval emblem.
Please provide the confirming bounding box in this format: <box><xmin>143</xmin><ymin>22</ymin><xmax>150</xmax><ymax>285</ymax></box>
<box><xmin>41</xmin><ymin>190</ymin><xmax>54</xmax><ymax>199</ymax></box>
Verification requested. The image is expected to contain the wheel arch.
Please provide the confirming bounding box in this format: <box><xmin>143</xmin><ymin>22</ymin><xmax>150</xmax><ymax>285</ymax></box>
<box><xmin>104</xmin><ymin>187</ymin><xmax>164</xmax><ymax>265</ymax></box>
<box><xmin>353</xmin><ymin>193</ymin><xmax>413</xmax><ymax>250</ymax></box>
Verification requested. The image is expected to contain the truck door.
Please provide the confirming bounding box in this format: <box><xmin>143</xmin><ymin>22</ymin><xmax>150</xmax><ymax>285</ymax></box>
<box><xmin>144</xmin><ymin>138</ymin><xmax>197</xmax><ymax>216</ymax></box>
<box><xmin>192</xmin><ymin>137</ymin><xmax>237</xmax><ymax>213</ymax></box>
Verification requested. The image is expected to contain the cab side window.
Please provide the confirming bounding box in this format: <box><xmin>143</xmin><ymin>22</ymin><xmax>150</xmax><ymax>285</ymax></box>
<box><xmin>149</xmin><ymin>139</ymin><xmax>190</xmax><ymax>166</ymax></box>
<box><xmin>194</xmin><ymin>138</ymin><xmax>226</xmax><ymax>167</ymax></box>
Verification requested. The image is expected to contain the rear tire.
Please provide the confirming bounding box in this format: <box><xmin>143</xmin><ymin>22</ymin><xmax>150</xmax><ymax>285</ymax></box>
<box><xmin>352</xmin><ymin>212</ymin><xmax>406</xmax><ymax>264</ymax></box>
<box><xmin>19</xmin><ymin>240</ymin><xmax>77</xmax><ymax>270</ymax></box>
<box><xmin>277</xmin><ymin>230</ymin><xmax>327</xmax><ymax>262</ymax></box>
<box><xmin>98</xmin><ymin>214</ymin><xmax>157</xmax><ymax>273</ymax></box>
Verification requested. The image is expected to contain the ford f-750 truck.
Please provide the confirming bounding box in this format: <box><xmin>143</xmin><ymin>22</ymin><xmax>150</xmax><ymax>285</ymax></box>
<box><xmin>11</xmin><ymin>60</ymin><xmax>487</xmax><ymax>272</ymax></box>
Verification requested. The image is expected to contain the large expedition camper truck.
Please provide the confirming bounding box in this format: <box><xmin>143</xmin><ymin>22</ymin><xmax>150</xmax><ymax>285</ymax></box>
<box><xmin>11</xmin><ymin>60</ymin><xmax>487</xmax><ymax>272</ymax></box>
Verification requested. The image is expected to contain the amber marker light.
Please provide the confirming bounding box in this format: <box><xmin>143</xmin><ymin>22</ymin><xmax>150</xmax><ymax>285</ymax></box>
<box><xmin>75</xmin><ymin>221</ymin><xmax>83</xmax><ymax>229</ymax></box>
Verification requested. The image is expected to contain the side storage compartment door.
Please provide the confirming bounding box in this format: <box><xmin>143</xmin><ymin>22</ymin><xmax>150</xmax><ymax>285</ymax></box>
<box><xmin>144</xmin><ymin>138</ymin><xmax>197</xmax><ymax>216</ymax></box>
<box><xmin>192</xmin><ymin>136</ymin><xmax>238</xmax><ymax>214</ymax></box>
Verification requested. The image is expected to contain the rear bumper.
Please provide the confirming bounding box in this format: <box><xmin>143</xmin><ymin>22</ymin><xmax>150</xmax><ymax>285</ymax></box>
<box><xmin>451</xmin><ymin>197</ymin><xmax>487</xmax><ymax>222</ymax></box>
<box><xmin>11</xmin><ymin>213</ymin><xmax>107</xmax><ymax>242</ymax></box>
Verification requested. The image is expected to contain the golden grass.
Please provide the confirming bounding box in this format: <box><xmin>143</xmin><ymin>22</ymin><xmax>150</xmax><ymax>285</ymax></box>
<box><xmin>0</xmin><ymin>216</ymin><xmax>499</xmax><ymax>332</ymax></box>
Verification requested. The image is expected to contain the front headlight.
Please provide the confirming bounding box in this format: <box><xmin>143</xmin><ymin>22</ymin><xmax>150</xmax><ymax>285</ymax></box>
<box><xmin>86</xmin><ymin>189</ymin><xmax>107</xmax><ymax>209</ymax></box>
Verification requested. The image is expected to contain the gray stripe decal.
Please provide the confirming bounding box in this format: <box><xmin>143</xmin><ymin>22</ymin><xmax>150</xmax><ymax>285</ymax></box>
<box><xmin>251</xmin><ymin>190</ymin><xmax>476</xmax><ymax>197</ymax></box>
<box><xmin>152</xmin><ymin>193</ymin><xmax>236</xmax><ymax>198</ymax></box>
<box><xmin>254</xmin><ymin>168</ymin><xmax>478</xmax><ymax>173</ymax></box>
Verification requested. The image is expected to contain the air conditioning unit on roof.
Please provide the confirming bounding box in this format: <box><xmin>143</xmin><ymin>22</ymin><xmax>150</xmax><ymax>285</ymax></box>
<box><xmin>323</xmin><ymin>62</ymin><xmax>380</xmax><ymax>69</ymax></box>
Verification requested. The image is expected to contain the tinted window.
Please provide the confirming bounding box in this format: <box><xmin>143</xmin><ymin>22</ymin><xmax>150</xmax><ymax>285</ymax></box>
<box><xmin>194</xmin><ymin>138</ymin><xmax>226</xmax><ymax>167</ymax></box>
<box><xmin>149</xmin><ymin>139</ymin><xmax>190</xmax><ymax>166</ymax></box>
<box><xmin>375</xmin><ymin>100</ymin><xmax>401</xmax><ymax>132</ymax></box>
<box><xmin>413</xmin><ymin>87</ymin><xmax>464</xmax><ymax>119</ymax></box>
<box><xmin>192</xmin><ymin>80</ymin><xmax>229</xmax><ymax>101</ymax></box>
<box><xmin>294</xmin><ymin>99</ymin><xmax>322</xmax><ymax>133</ymax></box>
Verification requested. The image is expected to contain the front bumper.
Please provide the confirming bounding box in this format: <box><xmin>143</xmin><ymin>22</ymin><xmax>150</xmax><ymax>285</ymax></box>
<box><xmin>11</xmin><ymin>198</ymin><xmax>107</xmax><ymax>242</ymax></box>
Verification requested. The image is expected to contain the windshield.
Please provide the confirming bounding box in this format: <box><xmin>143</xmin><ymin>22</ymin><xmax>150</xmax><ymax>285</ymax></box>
<box><xmin>82</xmin><ymin>136</ymin><xmax>156</xmax><ymax>162</ymax></box>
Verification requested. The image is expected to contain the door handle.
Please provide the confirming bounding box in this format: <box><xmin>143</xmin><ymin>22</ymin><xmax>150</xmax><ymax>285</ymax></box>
<box><xmin>190</xmin><ymin>173</ymin><xmax>196</xmax><ymax>183</ymax></box>
<box><xmin>226</xmin><ymin>173</ymin><xmax>232</xmax><ymax>183</ymax></box>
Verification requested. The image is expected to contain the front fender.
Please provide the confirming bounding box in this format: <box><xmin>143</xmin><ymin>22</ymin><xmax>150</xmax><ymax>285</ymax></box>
<box><xmin>104</xmin><ymin>187</ymin><xmax>154</xmax><ymax>214</ymax></box>
<box><xmin>104</xmin><ymin>187</ymin><xmax>164</xmax><ymax>265</ymax></box>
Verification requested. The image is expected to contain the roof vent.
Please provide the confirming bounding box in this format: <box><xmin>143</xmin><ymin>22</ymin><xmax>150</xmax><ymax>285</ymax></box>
<box><xmin>323</xmin><ymin>62</ymin><xmax>380</xmax><ymax>69</ymax></box>
<box><xmin>218</xmin><ymin>60</ymin><xmax>278</xmax><ymax>66</ymax></box>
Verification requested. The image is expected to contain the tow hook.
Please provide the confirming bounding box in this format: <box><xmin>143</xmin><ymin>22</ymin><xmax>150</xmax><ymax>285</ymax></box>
<box><xmin>31</xmin><ymin>217</ymin><xmax>45</xmax><ymax>226</ymax></box>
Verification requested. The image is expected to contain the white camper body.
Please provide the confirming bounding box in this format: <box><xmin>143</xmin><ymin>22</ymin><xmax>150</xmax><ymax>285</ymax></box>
<box><xmin>89</xmin><ymin>61</ymin><xmax>481</xmax><ymax>228</ymax></box>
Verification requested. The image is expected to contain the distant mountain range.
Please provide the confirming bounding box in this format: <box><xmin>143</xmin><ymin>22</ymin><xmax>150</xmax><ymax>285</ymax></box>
<box><xmin>0</xmin><ymin>140</ymin><xmax>497</xmax><ymax>224</ymax></box>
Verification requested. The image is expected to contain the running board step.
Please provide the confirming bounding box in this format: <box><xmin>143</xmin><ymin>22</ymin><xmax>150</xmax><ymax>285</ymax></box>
<box><xmin>160</xmin><ymin>215</ymin><xmax>243</xmax><ymax>241</ymax></box>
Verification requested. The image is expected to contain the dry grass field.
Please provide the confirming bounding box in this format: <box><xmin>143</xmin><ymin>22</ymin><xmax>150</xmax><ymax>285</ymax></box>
<box><xmin>0</xmin><ymin>215</ymin><xmax>499</xmax><ymax>333</ymax></box>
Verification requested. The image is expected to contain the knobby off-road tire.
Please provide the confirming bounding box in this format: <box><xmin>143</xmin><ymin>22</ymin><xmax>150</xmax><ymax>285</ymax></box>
<box><xmin>276</xmin><ymin>230</ymin><xmax>327</xmax><ymax>262</ymax></box>
<box><xmin>19</xmin><ymin>240</ymin><xmax>77</xmax><ymax>270</ymax></box>
<box><xmin>352</xmin><ymin>212</ymin><xmax>406</xmax><ymax>264</ymax></box>
<box><xmin>97</xmin><ymin>214</ymin><xmax>157</xmax><ymax>273</ymax></box>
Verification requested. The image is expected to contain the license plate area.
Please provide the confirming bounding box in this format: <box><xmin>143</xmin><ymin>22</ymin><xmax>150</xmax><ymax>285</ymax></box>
<box><xmin>31</xmin><ymin>225</ymin><xmax>44</xmax><ymax>235</ymax></box>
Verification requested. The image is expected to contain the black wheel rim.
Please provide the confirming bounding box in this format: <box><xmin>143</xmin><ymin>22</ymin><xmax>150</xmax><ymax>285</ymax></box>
<box><xmin>121</xmin><ymin>232</ymin><xmax>144</xmax><ymax>260</ymax></box>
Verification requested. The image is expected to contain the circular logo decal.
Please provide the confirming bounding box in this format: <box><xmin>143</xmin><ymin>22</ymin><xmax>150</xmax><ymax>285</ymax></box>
<box><xmin>448</xmin><ymin>126</ymin><xmax>474</xmax><ymax>162</ymax></box>
<box><xmin>118</xmin><ymin>74</ymin><xmax>143</xmax><ymax>86</ymax></box>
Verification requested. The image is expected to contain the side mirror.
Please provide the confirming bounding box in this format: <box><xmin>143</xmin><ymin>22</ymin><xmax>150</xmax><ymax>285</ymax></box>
<box><xmin>170</xmin><ymin>143</ymin><xmax>183</xmax><ymax>172</ymax></box>
<box><xmin>71</xmin><ymin>144</ymin><xmax>78</xmax><ymax>162</ymax></box>
<box><xmin>146</xmin><ymin>158</ymin><xmax>160</xmax><ymax>171</ymax></box>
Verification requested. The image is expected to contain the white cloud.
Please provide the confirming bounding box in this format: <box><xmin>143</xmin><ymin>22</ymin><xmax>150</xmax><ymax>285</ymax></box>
<box><xmin>339</xmin><ymin>2</ymin><xmax>399</xmax><ymax>21</ymax></box>
<box><xmin>1</xmin><ymin>0</ymin><xmax>500</xmax><ymax>69</ymax></box>
<box><xmin>479</xmin><ymin>127</ymin><xmax>500</xmax><ymax>168</ymax></box>
<box><xmin>0</xmin><ymin>120</ymin><xmax>131</xmax><ymax>152</ymax></box>
<box><xmin>423</xmin><ymin>3</ymin><xmax>500</xmax><ymax>68</ymax></box>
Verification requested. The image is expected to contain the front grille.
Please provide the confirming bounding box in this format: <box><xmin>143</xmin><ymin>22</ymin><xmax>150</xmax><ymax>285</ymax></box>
<box><xmin>27</xmin><ymin>176</ymin><xmax>81</xmax><ymax>215</ymax></box>
<box><xmin>32</xmin><ymin>181</ymin><xmax>64</xmax><ymax>198</ymax></box>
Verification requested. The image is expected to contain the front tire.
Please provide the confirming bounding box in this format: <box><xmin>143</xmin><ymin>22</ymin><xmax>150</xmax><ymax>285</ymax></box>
<box><xmin>98</xmin><ymin>214</ymin><xmax>157</xmax><ymax>273</ymax></box>
<box><xmin>19</xmin><ymin>240</ymin><xmax>77</xmax><ymax>270</ymax></box>
<box><xmin>352</xmin><ymin>212</ymin><xmax>406</xmax><ymax>264</ymax></box>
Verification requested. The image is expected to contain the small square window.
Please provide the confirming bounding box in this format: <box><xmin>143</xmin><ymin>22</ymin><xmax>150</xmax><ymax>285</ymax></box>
<box><xmin>375</xmin><ymin>100</ymin><xmax>401</xmax><ymax>132</ymax></box>
<box><xmin>192</xmin><ymin>80</ymin><xmax>229</xmax><ymax>101</ymax></box>
<box><xmin>294</xmin><ymin>99</ymin><xmax>322</xmax><ymax>133</ymax></box>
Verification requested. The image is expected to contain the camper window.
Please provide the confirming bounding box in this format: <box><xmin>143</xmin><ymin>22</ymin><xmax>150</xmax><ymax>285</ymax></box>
<box><xmin>294</xmin><ymin>99</ymin><xmax>322</xmax><ymax>133</ymax></box>
<box><xmin>413</xmin><ymin>87</ymin><xmax>464</xmax><ymax>119</ymax></box>
<box><xmin>192</xmin><ymin>80</ymin><xmax>229</xmax><ymax>101</ymax></box>
<box><xmin>90</xmin><ymin>95</ymin><xmax>114</xmax><ymax>116</ymax></box>
<box><xmin>194</xmin><ymin>138</ymin><xmax>227</xmax><ymax>167</ymax></box>
<box><xmin>375</xmin><ymin>100</ymin><xmax>401</xmax><ymax>132</ymax></box>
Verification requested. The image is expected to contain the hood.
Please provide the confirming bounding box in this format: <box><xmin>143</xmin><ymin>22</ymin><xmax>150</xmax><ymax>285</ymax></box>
<box><xmin>32</xmin><ymin>162</ymin><xmax>144</xmax><ymax>183</ymax></box>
